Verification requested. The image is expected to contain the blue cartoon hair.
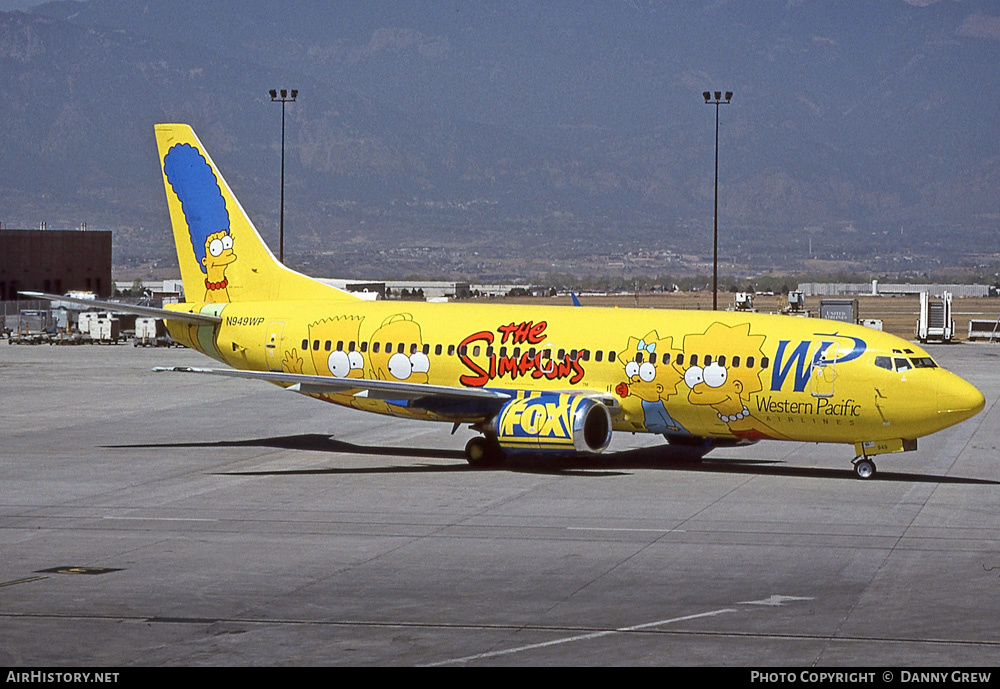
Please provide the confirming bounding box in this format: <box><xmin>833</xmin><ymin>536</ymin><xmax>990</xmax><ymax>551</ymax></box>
<box><xmin>162</xmin><ymin>143</ymin><xmax>230</xmax><ymax>273</ymax></box>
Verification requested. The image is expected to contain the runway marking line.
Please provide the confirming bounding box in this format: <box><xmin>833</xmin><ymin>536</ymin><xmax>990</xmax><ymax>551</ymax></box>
<box><xmin>425</xmin><ymin>594</ymin><xmax>812</xmax><ymax>665</ymax></box>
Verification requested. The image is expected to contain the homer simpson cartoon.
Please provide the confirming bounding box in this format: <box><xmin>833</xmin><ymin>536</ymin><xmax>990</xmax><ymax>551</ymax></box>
<box><xmin>367</xmin><ymin>314</ymin><xmax>429</xmax><ymax>384</ymax></box>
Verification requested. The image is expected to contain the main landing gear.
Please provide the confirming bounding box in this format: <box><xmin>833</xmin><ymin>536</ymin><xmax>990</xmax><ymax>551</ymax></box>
<box><xmin>852</xmin><ymin>455</ymin><xmax>877</xmax><ymax>480</ymax></box>
<box><xmin>464</xmin><ymin>436</ymin><xmax>505</xmax><ymax>467</ymax></box>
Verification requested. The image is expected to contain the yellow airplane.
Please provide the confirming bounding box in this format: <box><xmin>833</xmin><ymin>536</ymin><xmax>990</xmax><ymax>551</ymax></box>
<box><xmin>27</xmin><ymin>124</ymin><xmax>986</xmax><ymax>479</ymax></box>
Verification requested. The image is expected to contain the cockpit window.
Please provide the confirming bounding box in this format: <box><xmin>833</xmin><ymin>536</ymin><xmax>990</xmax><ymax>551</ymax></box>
<box><xmin>910</xmin><ymin>357</ymin><xmax>937</xmax><ymax>369</ymax></box>
<box><xmin>894</xmin><ymin>357</ymin><xmax>912</xmax><ymax>372</ymax></box>
<box><xmin>874</xmin><ymin>356</ymin><xmax>892</xmax><ymax>371</ymax></box>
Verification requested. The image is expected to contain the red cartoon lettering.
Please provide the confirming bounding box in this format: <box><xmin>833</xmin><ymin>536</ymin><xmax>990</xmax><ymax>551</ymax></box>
<box><xmin>458</xmin><ymin>323</ymin><xmax>583</xmax><ymax>387</ymax></box>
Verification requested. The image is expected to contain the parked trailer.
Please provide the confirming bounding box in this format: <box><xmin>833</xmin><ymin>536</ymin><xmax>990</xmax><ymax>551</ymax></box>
<box><xmin>92</xmin><ymin>317</ymin><xmax>121</xmax><ymax>344</ymax></box>
<box><xmin>134</xmin><ymin>317</ymin><xmax>168</xmax><ymax>346</ymax></box>
<box><xmin>968</xmin><ymin>319</ymin><xmax>1000</xmax><ymax>342</ymax></box>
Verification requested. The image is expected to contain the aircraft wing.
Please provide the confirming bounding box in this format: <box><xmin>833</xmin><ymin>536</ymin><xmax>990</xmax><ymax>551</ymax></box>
<box><xmin>20</xmin><ymin>291</ymin><xmax>221</xmax><ymax>325</ymax></box>
<box><xmin>153</xmin><ymin>366</ymin><xmax>514</xmax><ymax>422</ymax></box>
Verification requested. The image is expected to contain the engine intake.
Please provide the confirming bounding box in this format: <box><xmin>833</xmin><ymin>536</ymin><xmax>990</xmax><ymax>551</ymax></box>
<box><xmin>493</xmin><ymin>393</ymin><xmax>612</xmax><ymax>454</ymax></box>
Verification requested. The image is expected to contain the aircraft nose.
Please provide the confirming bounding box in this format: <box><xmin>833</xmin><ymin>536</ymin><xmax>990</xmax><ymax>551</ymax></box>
<box><xmin>937</xmin><ymin>375</ymin><xmax>985</xmax><ymax>424</ymax></box>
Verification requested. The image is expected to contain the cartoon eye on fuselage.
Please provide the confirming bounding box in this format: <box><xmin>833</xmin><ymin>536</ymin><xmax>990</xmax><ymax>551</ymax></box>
<box><xmin>684</xmin><ymin>362</ymin><xmax>727</xmax><ymax>389</ymax></box>
<box><xmin>411</xmin><ymin>351</ymin><xmax>430</xmax><ymax>374</ymax></box>
<box><xmin>327</xmin><ymin>349</ymin><xmax>364</xmax><ymax>378</ymax></box>
<box><xmin>624</xmin><ymin>360</ymin><xmax>656</xmax><ymax>382</ymax></box>
<box><xmin>703</xmin><ymin>362</ymin><xmax>727</xmax><ymax>387</ymax></box>
<box><xmin>638</xmin><ymin>362</ymin><xmax>655</xmax><ymax>382</ymax></box>
<box><xmin>684</xmin><ymin>365</ymin><xmax>703</xmax><ymax>388</ymax></box>
<box><xmin>387</xmin><ymin>351</ymin><xmax>429</xmax><ymax>381</ymax></box>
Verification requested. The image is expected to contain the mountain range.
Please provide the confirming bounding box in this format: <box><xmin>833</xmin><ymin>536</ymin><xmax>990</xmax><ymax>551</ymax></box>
<box><xmin>1</xmin><ymin>0</ymin><xmax>998</xmax><ymax>280</ymax></box>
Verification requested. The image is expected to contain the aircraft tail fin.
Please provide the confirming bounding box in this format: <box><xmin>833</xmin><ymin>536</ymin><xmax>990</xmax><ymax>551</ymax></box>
<box><xmin>155</xmin><ymin>123</ymin><xmax>358</xmax><ymax>304</ymax></box>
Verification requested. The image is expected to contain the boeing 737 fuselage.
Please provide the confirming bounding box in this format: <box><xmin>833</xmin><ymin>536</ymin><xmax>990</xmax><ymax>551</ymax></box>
<box><xmin>27</xmin><ymin>124</ymin><xmax>986</xmax><ymax>479</ymax></box>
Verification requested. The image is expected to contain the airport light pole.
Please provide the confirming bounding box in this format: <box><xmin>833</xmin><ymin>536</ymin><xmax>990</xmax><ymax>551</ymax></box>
<box><xmin>269</xmin><ymin>88</ymin><xmax>298</xmax><ymax>264</ymax></box>
<box><xmin>703</xmin><ymin>90</ymin><xmax>732</xmax><ymax>311</ymax></box>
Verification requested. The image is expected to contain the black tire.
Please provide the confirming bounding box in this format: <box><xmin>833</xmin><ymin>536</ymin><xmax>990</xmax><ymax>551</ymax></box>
<box><xmin>854</xmin><ymin>458</ymin><xmax>876</xmax><ymax>480</ymax></box>
<box><xmin>465</xmin><ymin>437</ymin><xmax>503</xmax><ymax>467</ymax></box>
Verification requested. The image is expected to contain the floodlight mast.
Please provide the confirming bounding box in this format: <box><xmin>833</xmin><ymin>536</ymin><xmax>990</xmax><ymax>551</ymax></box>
<box><xmin>269</xmin><ymin>88</ymin><xmax>298</xmax><ymax>264</ymax></box>
<box><xmin>703</xmin><ymin>90</ymin><xmax>733</xmax><ymax>311</ymax></box>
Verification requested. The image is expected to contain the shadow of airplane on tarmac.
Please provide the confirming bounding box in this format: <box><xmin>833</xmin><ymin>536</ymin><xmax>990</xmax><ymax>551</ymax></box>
<box><xmin>104</xmin><ymin>433</ymin><xmax>998</xmax><ymax>484</ymax></box>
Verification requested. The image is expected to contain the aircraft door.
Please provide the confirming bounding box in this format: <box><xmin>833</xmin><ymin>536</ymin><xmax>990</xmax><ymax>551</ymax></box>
<box><xmin>810</xmin><ymin>342</ymin><xmax>837</xmax><ymax>398</ymax></box>
<box><xmin>265</xmin><ymin>321</ymin><xmax>285</xmax><ymax>372</ymax></box>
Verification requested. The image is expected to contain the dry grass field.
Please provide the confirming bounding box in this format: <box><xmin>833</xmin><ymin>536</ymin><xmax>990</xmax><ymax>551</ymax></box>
<box><xmin>498</xmin><ymin>292</ymin><xmax>1000</xmax><ymax>342</ymax></box>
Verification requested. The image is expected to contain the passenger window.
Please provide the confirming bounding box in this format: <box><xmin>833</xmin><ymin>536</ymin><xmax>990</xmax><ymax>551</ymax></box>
<box><xmin>875</xmin><ymin>356</ymin><xmax>892</xmax><ymax>370</ymax></box>
<box><xmin>473</xmin><ymin>346</ymin><xmax>481</xmax><ymax>356</ymax></box>
<box><xmin>635</xmin><ymin>352</ymin><xmax>644</xmax><ymax>363</ymax></box>
<box><xmin>360</xmin><ymin>341</ymin><xmax>368</xmax><ymax>353</ymax></box>
<box><xmin>447</xmin><ymin>344</ymin><xmax>455</xmax><ymax>356</ymax></box>
<box><xmin>717</xmin><ymin>355</ymin><xmax>726</xmax><ymax>366</ymax></box>
<box><xmin>608</xmin><ymin>351</ymin><xmax>616</xmax><ymax>362</ymax></box>
<box><xmin>689</xmin><ymin>354</ymin><xmax>698</xmax><ymax>367</ymax></box>
<box><xmin>423</xmin><ymin>344</ymin><xmax>430</xmax><ymax>355</ymax></box>
<box><xmin>661</xmin><ymin>353</ymin><xmax>671</xmax><ymax>364</ymax></box>
<box><xmin>731</xmin><ymin>355</ymin><xmax>740</xmax><ymax>368</ymax></box>
<box><xmin>595</xmin><ymin>350</ymin><xmax>604</xmax><ymax>362</ymax></box>
<box><xmin>372</xmin><ymin>342</ymin><xmax>380</xmax><ymax>353</ymax></box>
<box><xmin>675</xmin><ymin>353</ymin><xmax>684</xmax><ymax>366</ymax></box>
<box><xmin>761</xmin><ymin>357</ymin><xmax>769</xmax><ymax>369</ymax></box>
<box><xmin>434</xmin><ymin>344</ymin><xmax>442</xmax><ymax>356</ymax></box>
<box><xmin>385</xmin><ymin>343</ymin><xmax>393</xmax><ymax>354</ymax></box>
<box><xmin>312</xmin><ymin>339</ymin><xmax>320</xmax><ymax>351</ymax></box>
<box><xmin>648</xmin><ymin>352</ymin><xmax>656</xmax><ymax>364</ymax></box>
<box><xmin>703</xmin><ymin>355</ymin><xmax>712</xmax><ymax>365</ymax></box>
<box><xmin>301</xmin><ymin>339</ymin><xmax>308</xmax><ymax>350</ymax></box>
<box><xmin>746</xmin><ymin>356</ymin><xmax>755</xmax><ymax>368</ymax></box>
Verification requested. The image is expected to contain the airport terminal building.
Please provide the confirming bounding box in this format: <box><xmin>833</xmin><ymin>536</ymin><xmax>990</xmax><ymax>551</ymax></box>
<box><xmin>0</xmin><ymin>228</ymin><xmax>112</xmax><ymax>300</ymax></box>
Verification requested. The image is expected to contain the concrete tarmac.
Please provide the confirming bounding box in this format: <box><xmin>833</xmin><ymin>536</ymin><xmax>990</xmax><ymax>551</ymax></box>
<box><xmin>1</xmin><ymin>341</ymin><xmax>998</xmax><ymax>667</ymax></box>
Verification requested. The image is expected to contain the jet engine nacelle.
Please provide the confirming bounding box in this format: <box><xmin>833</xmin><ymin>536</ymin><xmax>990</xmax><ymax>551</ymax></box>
<box><xmin>493</xmin><ymin>392</ymin><xmax>612</xmax><ymax>454</ymax></box>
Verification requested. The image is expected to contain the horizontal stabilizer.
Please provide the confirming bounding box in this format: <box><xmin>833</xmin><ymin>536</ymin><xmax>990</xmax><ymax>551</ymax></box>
<box><xmin>20</xmin><ymin>291</ymin><xmax>221</xmax><ymax>325</ymax></box>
